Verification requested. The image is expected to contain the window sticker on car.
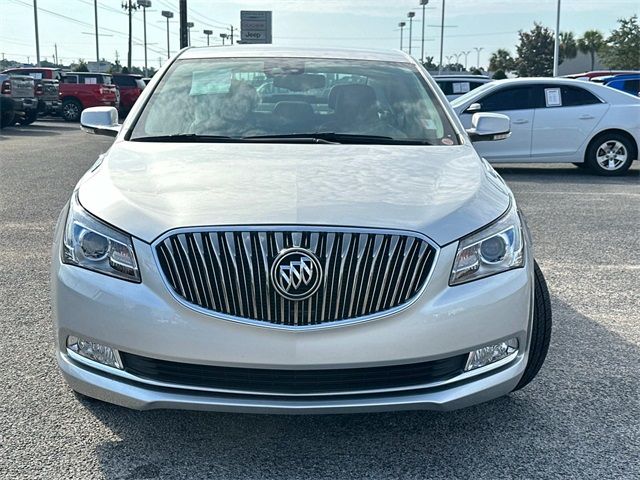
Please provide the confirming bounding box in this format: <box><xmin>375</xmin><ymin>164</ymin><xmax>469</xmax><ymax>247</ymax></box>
<box><xmin>453</xmin><ymin>82</ymin><xmax>470</xmax><ymax>94</ymax></box>
<box><xmin>190</xmin><ymin>69</ymin><xmax>233</xmax><ymax>95</ymax></box>
<box><xmin>28</xmin><ymin>73</ymin><xmax>43</xmax><ymax>80</ymax></box>
<box><xmin>84</xmin><ymin>77</ymin><xmax>97</xmax><ymax>85</ymax></box>
<box><xmin>545</xmin><ymin>88</ymin><xmax>562</xmax><ymax>107</ymax></box>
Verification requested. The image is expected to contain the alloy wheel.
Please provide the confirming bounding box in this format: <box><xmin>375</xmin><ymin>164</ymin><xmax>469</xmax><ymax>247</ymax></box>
<box><xmin>596</xmin><ymin>140</ymin><xmax>628</xmax><ymax>171</ymax></box>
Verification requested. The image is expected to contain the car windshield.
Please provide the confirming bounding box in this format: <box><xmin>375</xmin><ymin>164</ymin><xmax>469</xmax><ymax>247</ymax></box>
<box><xmin>130</xmin><ymin>57</ymin><xmax>460</xmax><ymax>145</ymax></box>
<box><xmin>450</xmin><ymin>82</ymin><xmax>496</xmax><ymax>107</ymax></box>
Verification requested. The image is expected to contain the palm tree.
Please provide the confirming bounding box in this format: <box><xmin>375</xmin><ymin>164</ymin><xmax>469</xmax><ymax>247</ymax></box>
<box><xmin>578</xmin><ymin>30</ymin><xmax>604</xmax><ymax>70</ymax></box>
<box><xmin>488</xmin><ymin>48</ymin><xmax>515</xmax><ymax>73</ymax></box>
<box><xmin>559</xmin><ymin>32</ymin><xmax>577</xmax><ymax>64</ymax></box>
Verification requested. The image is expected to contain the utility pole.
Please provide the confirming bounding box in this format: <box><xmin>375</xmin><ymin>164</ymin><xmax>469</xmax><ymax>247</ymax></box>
<box><xmin>420</xmin><ymin>0</ymin><xmax>429</xmax><ymax>63</ymax></box>
<box><xmin>407</xmin><ymin>12</ymin><xmax>415</xmax><ymax>56</ymax></box>
<box><xmin>438</xmin><ymin>0</ymin><xmax>446</xmax><ymax>73</ymax></box>
<box><xmin>179</xmin><ymin>0</ymin><xmax>188</xmax><ymax>49</ymax></box>
<box><xmin>138</xmin><ymin>1</ymin><xmax>151</xmax><ymax>76</ymax></box>
<box><xmin>186</xmin><ymin>22</ymin><xmax>194</xmax><ymax>45</ymax></box>
<box><xmin>553</xmin><ymin>0</ymin><xmax>561</xmax><ymax>76</ymax></box>
<box><xmin>162</xmin><ymin>10</ymin><xmax>173</xmax><ymax>58</ymax></box>
<box><xmin>122</xmin><ymin>0</ymin><xmax>138</xmax><ymax>70</ymax></box>
<box><xmin>398</xmin><ymin>22</ymin><xmax>406</xmax><ymax>51</ymax></box>
<box><xmin>33</xmin><ymin>0</ymin><xmax>41</xmax><ymax>66</ymax></box>
<box><xmin>54</xmin><ymin>43</ymin><xmax>58</xmax><ymax>65</ymax></box>
<box><xmin>93</xmin><ymin>0</ymin><xmax>99</xmax><ymax>62</ymax></box>
<box><xmin>203</xmin><ymin>29</ymin><xmax>212</xmax><ymax>46</ymax></box>
<box><xmin>230</xmin><ymin>26</ymin><xmax>234</xmax><ymax>45</ymax></box>
<box><xmin>474</xmin><ymin>46</ymin><xmax>484</xmax><ymax>70</ymax></box>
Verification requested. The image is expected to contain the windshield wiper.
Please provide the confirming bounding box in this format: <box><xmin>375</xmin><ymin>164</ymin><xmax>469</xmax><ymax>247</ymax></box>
<box><xmin>243</xmin><ymin>132</ymin><xmax>433</xmax><ymax>145</ymax></box>
<box><xmin>130</xmin><ymin>134</ymin><xmax>243</xmax><ymax>143</ymax></box>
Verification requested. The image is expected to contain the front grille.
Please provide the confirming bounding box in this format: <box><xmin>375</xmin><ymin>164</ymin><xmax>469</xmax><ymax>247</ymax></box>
<box><xmin>155</xmin><ymin>228</ymin><xmax>436</xmax><ymax>327</ymax></box>
<box><xmin>120</xmin><ymin>352</ymin><xmax>467</xmax><ymax>395</ymax></box>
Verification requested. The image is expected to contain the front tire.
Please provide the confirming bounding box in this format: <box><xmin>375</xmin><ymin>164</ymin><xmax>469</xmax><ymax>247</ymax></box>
<box><xmin>585</xmin><ymin>133</ymin><xmax>635</xmax><ymax>176</ymax></box>
<box><xmin>512</xmin><ymin>260</ymin><xmax>552</xmax><ymax>391</ymax></box>
<box><xmin>61</xmin><ymin>99</ymin><xmax>82</xmax><ymax>122</ymax></box>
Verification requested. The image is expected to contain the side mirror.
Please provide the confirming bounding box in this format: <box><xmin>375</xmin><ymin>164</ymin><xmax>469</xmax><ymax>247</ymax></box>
<box><xmin>466</xmin><ymin>112</ymin><xmax>511</xmax><ymax>142</ymax></box>
<box><xmin>80</xmin><ymin>106</ymin><xmax>120</xmax><ymax>137</ymax></box>
<box><xmin>466</xmin><ymin>102</ymin><xmax>482</xmax><ymax>113</ymax></box>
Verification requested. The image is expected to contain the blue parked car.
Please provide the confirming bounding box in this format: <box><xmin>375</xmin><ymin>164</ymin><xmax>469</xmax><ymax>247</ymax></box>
<box><xmin>600</xmin><ymin>73</ymin><xmax>640</xmax><ymax>97</ymax></box>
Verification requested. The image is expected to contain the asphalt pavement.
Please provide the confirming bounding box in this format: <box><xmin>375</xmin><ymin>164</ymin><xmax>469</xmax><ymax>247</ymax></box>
<box><xmin>1</xmin><ymin>119</ymin><xmax>639</xmax><ymax>480</ymax></box>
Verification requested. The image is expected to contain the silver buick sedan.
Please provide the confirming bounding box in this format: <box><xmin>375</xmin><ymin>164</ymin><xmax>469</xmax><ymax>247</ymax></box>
<box><xmin>51</xmin><ymin>46</ymin><xmax>551</xmax><ymax>413</ymax></box>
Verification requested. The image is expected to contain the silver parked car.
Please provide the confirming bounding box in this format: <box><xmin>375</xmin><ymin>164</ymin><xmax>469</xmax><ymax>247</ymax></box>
<box><xmin>52</xmin><ymin>46</ymin><xmax>552</xmax><ymax>413</ymax></box>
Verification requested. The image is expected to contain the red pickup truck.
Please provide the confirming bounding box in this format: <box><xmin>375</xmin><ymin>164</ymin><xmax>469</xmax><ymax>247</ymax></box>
<box><xmin>59</xmin><ymin>72</ymin><xmax>119</xmax><ymax>121</ymax></box>
<box><xmin>112</xmin><ymin>73</ymin><xmax>145</xmax><ymax>116</ymax></box>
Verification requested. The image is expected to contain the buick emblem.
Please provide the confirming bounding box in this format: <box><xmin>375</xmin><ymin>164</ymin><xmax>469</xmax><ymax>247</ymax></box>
<box><xmin>270</xmin><ymin>248</ymin><xmax>323</xmax><ymax>301</ymax></box>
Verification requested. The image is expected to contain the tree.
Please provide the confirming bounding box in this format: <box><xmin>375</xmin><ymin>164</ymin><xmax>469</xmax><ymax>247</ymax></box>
<box><xmin>73</xmin><ymin>59</ymin><xmax>89</xmax><ymax>72</ymax></box>
<box><xmin>599</xmin><ymin>15</ymin><xmax>640</xmax><ymax>69</ymax></box>
<box><xmin>488</xmin><ymin>49</ymin><xmax>515</xmax><ymax>73</ymax></box>
<box><xmin>515</xmin><ymin>23</ymin><xmax>555</xmax><ymax>77</ymax></box>
<box><xmin>421</xmin><ymin>56</ymin><xmax>437</xmax><ymax>71</ymax></box>
<box><xmin>492</xmin><ymin>69</ymin><xmax>507</xmax><ymax>80</ymax></box>
<box><xmin>577</xmin><ymin>30</ymin><xmax>604</xmax><ymax>70</ymax></box>
<box><xmin>559</xmin><ymin>31</ymin><xmax>577</xmax><ymax>64</ymax></box>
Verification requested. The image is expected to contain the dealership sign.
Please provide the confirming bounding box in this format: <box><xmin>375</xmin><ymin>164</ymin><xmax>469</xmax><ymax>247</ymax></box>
<box><xmin>240</xmin><ymin>11</ymin><xmax>272</xmax><ymax>44</ymax></box>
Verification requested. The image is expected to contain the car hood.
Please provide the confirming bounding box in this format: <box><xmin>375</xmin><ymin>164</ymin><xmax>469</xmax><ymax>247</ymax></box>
<box><xmin>78</xmin><ymin>141</ymin><xmax>510</xmax><ymax>246</ymax></box>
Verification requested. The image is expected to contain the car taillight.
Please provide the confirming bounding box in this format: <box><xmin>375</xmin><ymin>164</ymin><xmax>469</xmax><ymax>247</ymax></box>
<box><xmin>1</xmin><ymin>80</ymin><xmax>10</xmax><ymax>95</ymax></box>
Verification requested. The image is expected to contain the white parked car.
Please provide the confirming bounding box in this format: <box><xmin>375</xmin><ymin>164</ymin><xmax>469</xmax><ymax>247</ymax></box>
<box><xmin>433</xmin><ymin>74</ymin><xmax>492</xmax><ymax>100</ymax></box>
<box><xmin>451</xmin><ymin>78</ymin><xmax>640</xmax><ymax>175</ymax></box>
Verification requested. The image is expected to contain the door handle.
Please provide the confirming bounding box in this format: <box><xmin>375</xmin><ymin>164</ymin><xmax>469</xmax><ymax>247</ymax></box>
<box><xmin>579</xmin><ymin>115</ymin><xmax>595</xmax><ymax>120</ymax></box>
<box><xmin>512</xmin><ymin>119</ymin><xmax>529</xmax><ymax>124</ymax></box>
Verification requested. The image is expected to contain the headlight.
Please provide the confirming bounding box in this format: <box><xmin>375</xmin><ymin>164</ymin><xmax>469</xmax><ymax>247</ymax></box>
<box><xmin>62</xmin><ymin>193</ymin><xmax>140</xmax><ymax>282</ymax></box>
<box><xmin>450</xmin><ymin>203</ymin><xmax>524</xmax><ymax>285</ymax></box>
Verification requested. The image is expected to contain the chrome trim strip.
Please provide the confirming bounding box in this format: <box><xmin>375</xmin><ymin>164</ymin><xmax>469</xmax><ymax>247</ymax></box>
<box><xmin>151</xmin><ymin>225</ymin><xmax>440</xmax><ymax>331</ymax></box>
<box><xmin>66</xmin><ymin>348</ymin><xmax>518</xmax><ymax>398</ymax></box>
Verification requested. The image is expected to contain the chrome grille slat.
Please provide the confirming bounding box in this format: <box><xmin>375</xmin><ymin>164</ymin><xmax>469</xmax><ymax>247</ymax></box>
<box><xmin>156</xmin><ymin>228</ymin><xmax>436</xmax><ymax>328</ymax></box>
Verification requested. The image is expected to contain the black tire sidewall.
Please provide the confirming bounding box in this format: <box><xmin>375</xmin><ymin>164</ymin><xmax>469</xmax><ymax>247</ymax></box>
<box><xmin>586</xmin><ymin>133</ymin><xmax>634</xmax><ymax>176</ymax></box>
<box><xmin>513</xmin><ymin>260</ymin><xmax>552</xmax><ymax>391</ymax></box>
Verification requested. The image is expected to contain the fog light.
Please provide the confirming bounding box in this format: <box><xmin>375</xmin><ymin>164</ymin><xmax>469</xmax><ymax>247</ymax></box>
<box><xmin>465</xmin><ymin>338</ymin><xmax>518</xmax><ymax>371</ymax></box>
<box><xmin>67</xmin><ymin>336</ymin><xmax>122</xmax><ymax>369</ymax></box>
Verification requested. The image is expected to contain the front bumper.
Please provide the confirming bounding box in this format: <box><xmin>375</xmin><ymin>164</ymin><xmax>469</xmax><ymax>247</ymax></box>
<box><xmin>51</xmin><ymin>216</ymin><xmax>534</xmax><ymax>413</ymax></box>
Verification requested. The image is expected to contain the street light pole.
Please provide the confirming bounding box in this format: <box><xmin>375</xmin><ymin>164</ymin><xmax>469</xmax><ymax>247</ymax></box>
<box><xmin>438</xmin><ymin>0</ymin><xmax>446</xmax><ymax>73</ymax></box>
<box><xmin>93</xmin><ymin>0</ymin><xmax>99</xmax><ymax>62</ymax></box>
<box><xmin>33</xmin><ymin>0</ymin><xmax>41</xmax><ymax>66</ymax></box>
<box><xmin>553</xmin><ymin>0</ymin><xmax>561</xmax><ymax>76</ymax></box>
<box><xmin>204</xmin><ymin>29</ymin><xmax>212</xmax><ymax>46</ymax></box>
<box><xmin>186</xmin><ymin>22</ymin><xmax>194</xmax><ymax>46</ymax></box>
<box><xmin>462</xmin><ymin>50</ymin><xmax>471</xmax><ymax>70</ymax></box>
<box><xmin>162</xmin><ymin>10</ymin><xmax>173</xmax><ymax>59</ymax></box>
<box><xmin>474</xmin><ymin>46</ymin><xmax>484</xmax><ymax>69</ymax></box>
<box><xmin>137</xmin><ymin>1</ymin><xmax>151</xmax><ymax>77</ymax></box>
<box><xmin>398</xmin><ymin>22</ymin><xmax>406</xmax><ymax>51</ymax></box>
<box><xmin>407</xmin><ymin>12</ymin><xmax>415</xmax><ymax>56</ymax></box>
<box><xmin>420</xmin><ymin>0</ymin><xmax>429</xmax><ymax>63</ymax></box>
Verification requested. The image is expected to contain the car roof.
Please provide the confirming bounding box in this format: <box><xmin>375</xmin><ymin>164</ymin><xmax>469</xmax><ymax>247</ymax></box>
<box><xmin>433</xmin><ymin>75</ymin><xmax>491</xmax><ymax>80</ymax></box>
<box><xmin>179</xmin><ymin>45</ymin><xmax>413</xmax><ymax>63</ymax></box>
<box><xmin>112</xmin><ymin>73</ymin><xmax>143</xmax><ymax>78</ymax></box>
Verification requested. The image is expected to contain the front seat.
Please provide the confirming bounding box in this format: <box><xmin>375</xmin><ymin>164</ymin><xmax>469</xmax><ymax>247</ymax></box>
<box><xmin>325</xmin><ymin>84</ymin><xmax>379</xmax><ymax>131</ymax></box>
<box><xmin>272</xmin><ymin>101</ymin><xmax>315</xmax><ymax>133</ymax></box>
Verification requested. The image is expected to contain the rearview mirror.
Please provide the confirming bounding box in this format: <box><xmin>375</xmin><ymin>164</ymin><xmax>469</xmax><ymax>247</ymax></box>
<box><xmin>466</xmin><ymin>112</ymin><xmax>511</xmax><ymax>142</ymax></box>
<box><xmin>80</xmin><ymin>107</ymin><xmax>120</xmax><ymax>137</ymax></box>
<box><xmin>466</xmin><ymin>102</ymin><xmax>482</xmax><ymax>113</ymax></box>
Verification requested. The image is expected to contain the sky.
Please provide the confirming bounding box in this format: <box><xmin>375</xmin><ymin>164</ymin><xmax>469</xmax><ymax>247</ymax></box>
<box><xmin>1</xmin><ymin>0</ymin><xmax>638</xmax><ymax>69</ymax></box>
